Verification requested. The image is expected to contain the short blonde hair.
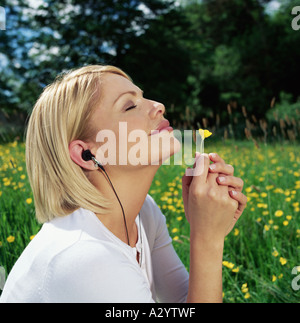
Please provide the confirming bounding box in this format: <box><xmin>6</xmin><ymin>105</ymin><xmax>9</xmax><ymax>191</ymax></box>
<box><xmin>25</xmin><ymin>65</ymin><xmax>131</xmax><ymax>223</ymax></box>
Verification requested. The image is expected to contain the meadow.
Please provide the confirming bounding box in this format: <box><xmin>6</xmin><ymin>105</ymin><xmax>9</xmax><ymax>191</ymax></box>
<box><xmin>0</xmin><ymin>138</ymin><xmax>299</xmax><ymax>302</ymax></box>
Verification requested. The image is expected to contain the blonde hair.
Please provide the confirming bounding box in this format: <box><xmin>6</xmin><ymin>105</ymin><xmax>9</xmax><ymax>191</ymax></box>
<box><xmin>25</xmin><ymin>65</ymin><xmax>131</xmax><ymax>223</ymax></box>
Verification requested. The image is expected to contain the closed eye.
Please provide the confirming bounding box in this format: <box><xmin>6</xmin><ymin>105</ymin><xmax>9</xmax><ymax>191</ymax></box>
<box><xmin>125</xmin><ymin>105</ymin><xmax>137</xmax><ymax>111</ymax></box>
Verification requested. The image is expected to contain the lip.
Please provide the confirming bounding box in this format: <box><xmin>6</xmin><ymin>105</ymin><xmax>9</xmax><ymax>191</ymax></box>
<box><xmin>149</xmin><ymin>120</ymin><xmax>173</xmax><ymax>136</ymax></box>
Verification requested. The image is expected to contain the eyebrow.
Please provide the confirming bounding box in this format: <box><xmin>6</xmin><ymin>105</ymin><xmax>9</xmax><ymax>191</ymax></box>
<box><xmin>113</xmin><ymin>88</ymin><xmax>144</xmax><ymax>106</ymax></box>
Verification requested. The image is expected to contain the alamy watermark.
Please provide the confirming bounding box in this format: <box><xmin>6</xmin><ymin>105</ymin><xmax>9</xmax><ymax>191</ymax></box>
<box><xmin>0</xmin><ymin>6</ymin><xmax>5</xmax><ymax>31</ymax></box>
<box><xmin>291</xmin><ymin>266</ymin><xmax>300</xmax><ymax>291</ymax></box>
<box><xmin>0</xmin><ymin>266</ymin><xmax>5</xmax><ymax>290</ymax></box>
<box><xmin>292</xmin><ymin>6</ymin><xmax>300</xmax><ymax>31</ymax></box>
<box><xmin>93</xmin><ymin>123</ymin><xmax>205</xmax><ymax>176</ymax></box>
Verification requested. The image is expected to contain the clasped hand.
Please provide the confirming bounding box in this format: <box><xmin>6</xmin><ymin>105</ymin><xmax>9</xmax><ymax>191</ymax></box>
<box><xmin>182</xmin><ymin>152</ymin><xmax>247</xmax><ymax>241</ymax></box>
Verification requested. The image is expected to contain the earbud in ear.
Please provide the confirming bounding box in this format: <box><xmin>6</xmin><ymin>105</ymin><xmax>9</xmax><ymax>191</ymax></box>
<box><xmin>82</xmin><ymin>149</ymin><xmax>105</xmax><ymax>171</ymax></box>
<box><xmin>82</xmin><ymin>149</ymin><xmax>94</xmax><ymax>161</ymax></box>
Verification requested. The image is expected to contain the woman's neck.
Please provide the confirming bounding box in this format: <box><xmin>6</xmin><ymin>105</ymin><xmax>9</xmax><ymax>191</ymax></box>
<box><xmin>91</xmin><ymin>165</ymin><xmax>160</xmax><ymax>247</ymax></box>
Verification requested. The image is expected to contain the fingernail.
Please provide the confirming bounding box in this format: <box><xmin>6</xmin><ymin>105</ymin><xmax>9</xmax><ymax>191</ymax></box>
<box><xmin>209</xmin><ymin>164</ymin><xmax>216</xmax><ymax>170</ymax></box>
<box><xmin>231</xmin><ymin>190</ymin><xmax>237</xmax><ymax>196</ymax></box>
<box><xmin>218</xmin><ymin>176</ymin><xmax>226</xmax><ymax>183</ymax></box>
<box><xmin>209</xmin><ymin>153</ymin><xmax>217</xmax><ymax>158</ymax></box>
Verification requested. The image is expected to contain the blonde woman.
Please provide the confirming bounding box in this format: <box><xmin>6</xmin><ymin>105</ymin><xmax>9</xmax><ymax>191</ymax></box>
<box><xmin>0</xmin><ymin>65</ymin><xmax>247</xmax><ymax>303</ymax></box>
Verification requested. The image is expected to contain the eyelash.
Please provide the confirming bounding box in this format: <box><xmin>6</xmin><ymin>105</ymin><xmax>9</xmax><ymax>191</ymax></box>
<box><xmin>125</xmin><ymin>105</ymin><xmax>137</xmax><ymax>111</ymax></box>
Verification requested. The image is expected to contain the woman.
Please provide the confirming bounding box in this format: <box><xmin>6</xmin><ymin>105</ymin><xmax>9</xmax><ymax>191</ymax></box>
<box><xmin>0</xmin><ymin>65</ymin><xmax>247</xmax><ymax>303</ymax></box>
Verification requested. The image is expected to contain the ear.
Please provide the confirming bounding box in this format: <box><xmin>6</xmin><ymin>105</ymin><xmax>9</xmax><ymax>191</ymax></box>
<box><xmin>69</xmin><ymin>140</ymin><xmax>95</xmax><ymax>170</ymax></box>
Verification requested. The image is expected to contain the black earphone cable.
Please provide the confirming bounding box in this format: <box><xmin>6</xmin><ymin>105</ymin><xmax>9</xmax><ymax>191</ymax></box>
<box><xmin>83</xmin><ymin>152</ymin><xmax>130</xmax><ymax>246</ymax></box>
<box><xmin>99</xmin><ymin>165</ymin><xmax>130</xmax><ymax>247</ymax></box>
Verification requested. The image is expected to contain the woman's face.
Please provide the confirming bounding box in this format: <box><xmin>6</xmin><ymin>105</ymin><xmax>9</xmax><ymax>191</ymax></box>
<box><xmin>90</xmin><ymin>73</ymin><xmax>181</xmax><ymax>168</ymax></box>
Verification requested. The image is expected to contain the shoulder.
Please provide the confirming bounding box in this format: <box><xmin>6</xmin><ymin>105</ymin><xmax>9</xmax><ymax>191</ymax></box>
<box><xmin>140</xmin><ymin>194</ymin><xmax>171</xmax><ymax>250</ymax></box>
<box><xmin>141</xmin><ymin>194</ymin><xmax>166</xmax><ymax>230</ymax></box>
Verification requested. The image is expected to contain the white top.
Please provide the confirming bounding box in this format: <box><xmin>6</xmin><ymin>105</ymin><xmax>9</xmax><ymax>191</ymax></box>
<box><xmin>0</xmin><ymin>194</ymin><xmax>189</xmax><ymax>303</ymax></box>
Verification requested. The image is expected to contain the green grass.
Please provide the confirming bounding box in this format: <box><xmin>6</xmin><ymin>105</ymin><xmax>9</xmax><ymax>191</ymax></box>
<box><xmin>0</xmin><ymin>139</ymin><xmax>300</xmax><ymax>302</ymax></box>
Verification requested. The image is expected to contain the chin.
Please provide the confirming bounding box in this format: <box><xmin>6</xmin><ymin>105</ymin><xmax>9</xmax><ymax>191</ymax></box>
<box><xmin>148</xmin><ymin>131</ymin><xmax>182</xmax><ymax>166</ymax></box>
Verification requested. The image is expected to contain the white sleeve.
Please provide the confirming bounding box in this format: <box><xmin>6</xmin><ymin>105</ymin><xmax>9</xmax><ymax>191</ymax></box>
<box><xmin>43</xmin><ymin>241</ymin><xmax>155</xmax><ymax>303</ymax></box>
<box><xmin>147</xmin><ymin>195</ymin><xmax>189</xmax><ymax>303</ymax></box>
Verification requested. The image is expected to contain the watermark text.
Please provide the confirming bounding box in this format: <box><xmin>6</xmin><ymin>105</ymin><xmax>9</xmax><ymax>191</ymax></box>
<box><xmin>292</xmin><ymin>6</ymin><xmax>300</xmax><ymax>31</ymax></box>
<box><xmin>0</xmin><ymin>266</ymin><xmax>6</xmax><ymax>290</ymax></box>
<box><xmin>0</xmin><ymin>6</ymin><xmax>5</xmax><ymax>30</ymax></box>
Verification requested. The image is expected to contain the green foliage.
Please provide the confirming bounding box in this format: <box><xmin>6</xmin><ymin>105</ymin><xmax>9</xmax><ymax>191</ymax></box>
<box><xmin>0</xmin><ymin>0</ymin><xmax>300</xmax><ymax>137</ymax></box>
<box><xmin>267</xmin><ymin>92</ymin><xmax>300</xmax><ymax>122</ymax></box>
<box><xmin>1</xmin><ymin>139</ymin><xmax>300</xmax><ymax>302</ymax></box>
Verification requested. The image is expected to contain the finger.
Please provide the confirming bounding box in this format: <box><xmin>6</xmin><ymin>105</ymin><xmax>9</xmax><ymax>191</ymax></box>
<box><xmin>209</xmin><ymin>152</ymin><xmax>225</xmax><ymax>164</ymax></box>
<box><xmin>209</xmin><ymin>162</ymin><xmax>234</xmax><ymax>176</ymax></box>
<box><xmin>182</xmin><ymin>171</ymin><xmax>192</xmax><ymax>217</ymax></box>
<box><xmin>229</xmin><ymin>190</ymin><xmax>247</xmax><ymax>212</ymax></box>
<box><xmin>216</xmin><ymin>176</ymin><xmax>244</xmax><ymax>191</ymax></box>
<box><xmin>188</xmin><ymin>153</ymin><xmax>210</xmax><ymax>182</ymax></box>
<box><xmin>182</xmin><ymin>169</ymin><xmax>193</xmax><ymax>198</ymax></box>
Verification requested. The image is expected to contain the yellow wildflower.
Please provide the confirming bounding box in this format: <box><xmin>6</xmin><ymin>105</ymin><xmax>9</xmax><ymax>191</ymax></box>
<box><xmin>26</xmin><ymin>198</ymin><xmax>33</xmax><ymax>204</ymax></box>
<box><xmin>275</xmin><ymin>210</ymin><xmax>283</xmax><ymax>217</ymax></box>
<box><xmin>234</xmin><ymin>228</ymin><xmax>239</xmax><ymax>236</ymax></box>
<box><xmin>7</xmin><ymin>236</ymin><xmax>15</xmax><ymax>243</ymax></box>
<box><xmin>244</xmin><ymin>293</ymin><xmax>251</xmax><ymax>299</ymax></box>
<box><xmin>241</xmin><ymin>283</ymin><xmax>248</xmax><ymax>293</ymax></box>
<box><xmin>279</xmin><ymin>257</ymin><xmax>287</xmax><ymax>266</ymax></box>
<box><xmin>223</xmin><ymin>261</ymin><xmax>235</xmax><ymax>269</ymax></box>
<box><xmin>198</xmin><ymin>129</ymin><xmax>212</xmax><ymax>139</ymax></box>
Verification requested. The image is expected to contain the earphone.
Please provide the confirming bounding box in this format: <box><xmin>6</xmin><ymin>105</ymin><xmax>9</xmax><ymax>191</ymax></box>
<box><xmin>82</xmin><ymin>149</ymin><xmax>130</xmax><ymax>246</ymax></box>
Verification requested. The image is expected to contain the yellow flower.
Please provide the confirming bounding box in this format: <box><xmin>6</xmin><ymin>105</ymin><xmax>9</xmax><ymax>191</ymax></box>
<box><xmin>279</xmin><ymin>257</ymin><xmax>287</xmax><ymax>266</ymax></box>
<box><xmin>223</xmin><ymin>261</ymin><xmax>235</xmax><ymax>269</ymax></box>
<box><xmin>275</xmin><ymin>210</ymin><xmax>283</xmax><ymax>217</ymax></box>
<box><xmin>241</xmin><ymin>283</ymin><xmax>248</xmax><ymax>293</ymax></box>
<box><xmin>172</xmin><ymin>228</ymin><xmax>179</xmax><ymax>233</ymax></box>
<box><xmin>26</xmin><ymin>198</ymin><xmax>33</xmax><ymax>204</ymax></box>
<box><xmin>232</xmin><ymin>267</ymin><xmax>240</xmax><ymax>273</ymax></box>
<box><xmin>7</xmin><ymin>236</ymin><xmax>15</xmax><ymax>243</ymax></box>
<box><xmin>30</xmin><ymin>235</ymin><xmax>36</xmax><ymax>240</ymax></box>
<box><xmin>272</xmin><ymin>275</ymin><xmax>277</xmax><ymax>282</ymax></box>
<box><xmin>283</xmin><ymin>220</ymin><xmax>289</xmax><ymax>226</ymax></box>
<box><xmin>198</xmin><ymin>129</ymin><xmax>212</xmax><ymax>139</ymax></box>
<box><xmin>272</xmin><ymin>249</ymin><xmax>279</xmax><ymax>257</ymax></box>
<box><xmin>244</xmin><ymin>292</ymin><xmax>251</xmax><ymax>299</ymax></box>
<box><xmin>234</xmin><ymin>228</ymin><xmax>239</xmax><ymax>236</ymax></box>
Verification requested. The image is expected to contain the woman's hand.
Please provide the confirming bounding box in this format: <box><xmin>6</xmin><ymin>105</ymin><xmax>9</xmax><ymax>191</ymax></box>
<box><xmin>182</xmin><ymin>153</ymin><xmax>239</xmax><ymax>242</ymax></box>
<box><xmin>208</xmin><ymin>153</ymin><xmax>247</xmax><ymax>236</ymax></box>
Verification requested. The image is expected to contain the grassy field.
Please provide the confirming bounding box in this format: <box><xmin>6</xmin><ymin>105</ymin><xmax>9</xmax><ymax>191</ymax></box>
<box><xmin>0</xmin><ymin>139</ymin><xmax>299</xmax><ymax>302</ymax></box>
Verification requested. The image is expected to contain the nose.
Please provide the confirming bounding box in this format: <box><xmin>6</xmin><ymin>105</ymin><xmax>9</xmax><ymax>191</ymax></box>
<box><xmin>149</xmin><ymin>100</ymin><xmax>165</xmax><ymax>119</ymax></box>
